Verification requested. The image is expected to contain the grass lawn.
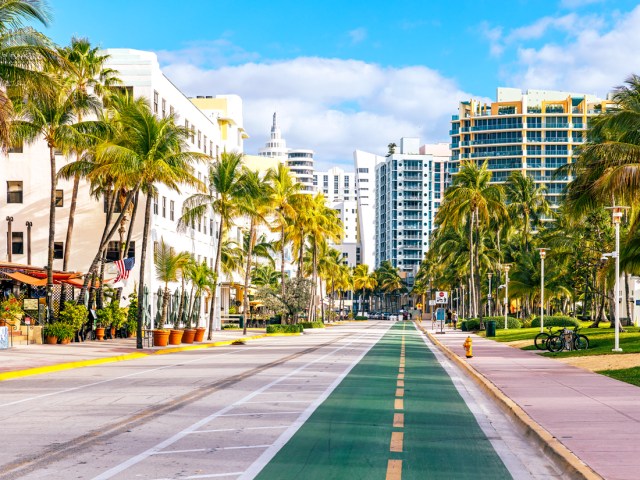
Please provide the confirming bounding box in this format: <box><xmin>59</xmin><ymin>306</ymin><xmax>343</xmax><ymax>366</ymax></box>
<box><xmin>598</xmin><ymin>366</ymin><xmax>640</xmax><ymax>387</ymax></box>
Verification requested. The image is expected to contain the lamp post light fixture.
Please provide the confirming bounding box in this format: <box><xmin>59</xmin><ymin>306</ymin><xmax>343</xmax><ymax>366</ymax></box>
<box><xmin>503</xmin><ymin>264</ymin><xmax>511</xmax><ymax>329</ymax></box>
<box><xmin>606</xmin><ymin>205</ymin><xmax>629</xmax><ymax>352</ymax></box>
<box><xmin>487</xmin><ymin>272</ymin><xmax>493</xmax><ymax>317</ymax></box>
<box><xmin>6</xmin><ymin>216</ymin><xmax>14</xmax><ymax>262</ymax></box>
<box><xmin>539</xmin><ymin>249</ymin><xmax>548</xmax><ymax>334</ymax></box>
<box><xmin>25</xmin><ymin>221</ymin><xmax>33</xmax><ymax>265</ymax></box>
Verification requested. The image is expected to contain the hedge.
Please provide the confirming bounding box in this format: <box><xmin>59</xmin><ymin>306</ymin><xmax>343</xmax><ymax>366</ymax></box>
<box><xmin>266</xmin><ymin>324</ymin><xmax>303</xmax><ymax>334</ymax></box>
<box><xmin>461</xmin><ymin>316</ymin><xmax>521</xmax><ymax>331</ymax></box>
<box><xmin>354</xmin><ymin>316</ymin><xmax>368</xmax><ymax>320</ymax></box>
<box><xmin>299</xmin><ymin>322</ymin><xmax>325</xmax><ymax>329</ymax></box>
<box><xmin>530</xmin><ymin>316</ymin><xmax>579</xmax><ymax>328</ymax></box>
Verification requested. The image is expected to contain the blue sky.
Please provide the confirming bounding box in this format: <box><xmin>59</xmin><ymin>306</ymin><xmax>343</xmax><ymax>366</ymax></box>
<box><xmin>46</xmin><ymin>0</ymin><xmax>640</xmax><ymax>169</ymax></box>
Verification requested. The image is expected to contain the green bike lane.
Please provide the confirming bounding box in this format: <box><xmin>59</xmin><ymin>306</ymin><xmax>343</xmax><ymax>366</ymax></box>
<box><xmin>255</xmin><ymin>322</ymin><xmax>511</xmax><ymax>479</ymax></box>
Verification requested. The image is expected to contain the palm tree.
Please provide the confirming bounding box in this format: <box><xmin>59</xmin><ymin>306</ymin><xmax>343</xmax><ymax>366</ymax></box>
<box><xmin>183</xmin><ymin>259</ymin><xmax>214</xmax><ymax>328</ymax></box>
<box><xmin>436</xmin><ymin>160</ymin><xmax>506</xmax><ymax>317</ymax></box>
<box><xmin>58</xmin><ymin>37</ymin><xmax>120</xmax><ymax>272</ymax></box>
<box><xmin>252</xmin><ymin>264</ymin><xmax>280</xmax><ymax>288</ymax></box>
<box><xmin>154</xmin><ymin>239</ymin><xmax>190</xmax><ymax>329</ymax></box>
<box><xmin>179</xmin><ymin>151</ymin><xmax>245</xmax><ymax>340</ymax></box>
<box><xmin>266</xmin><ymin>164</ymin><xmax>302</xmax><ymax>296</ymax></box>
<box><xmin>504</xmin><ymin>171</ymin><xmax>549</xmax><ymax>250</ymax></box>
<box><xmin>11</xmin><ymin>76</ymin><xmax>99</xmax><ymax>308</ymax></box>
<box><xmin>352</xmin><ymin>264</ymin><xmax>377</xmax><ymax>315</ymax></box>
<box><xmin>0</xmin><ymin>0</ymin><xmax>57</xmax><ymax>147</ymax></box>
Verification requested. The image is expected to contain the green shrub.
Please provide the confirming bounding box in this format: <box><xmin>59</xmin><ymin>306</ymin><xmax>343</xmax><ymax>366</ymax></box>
<box><xmin>530</xmin><ymin>316</ymin><xmax>578</xmax><ymax>328</ymax></box>
<box><xmin>223</xmin><ymin>323</ymin><xmax>240</xmax><ymax>329</ymax></box>
<box><xmin>354</xmin><ymin>316</ymin><xmax>368</xmax><ymax>320</ymax></box>
<box><xmin>57</xmin><ymin>302</ymin><xmax>88</xmax><ymax>332</ymax></box>
<box><xmin>482</xmin><ymin>316</ymin><xmax>521</xmax><ymax>329</ymax></box>
<box><xmin>299</xmin><ymin>322</ymin><xmax>325</xmax><ymax>329</ymax></box>
<box><xmin>267</xmin><ymin>324</ymin><xmax>303</xmax><ymax>334</ymax></box>
<box><xmin>465</xmin><ymin>319</ymin><xmax>481</xmax><ymax>331</ymax></box>
<box><xmin>43</xmin><ymin>322</ymin><xmax>75</xmax><ymax>340</ymax></box>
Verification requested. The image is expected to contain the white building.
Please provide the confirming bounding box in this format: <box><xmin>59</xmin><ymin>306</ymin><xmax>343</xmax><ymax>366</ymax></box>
<box><xmin>353</xmin><ymin>150</ymin><xmax>385</xmax><ymax>270</ymax></box>
<box><xmin>313</xmin><ymin>167</ymin><xmax>356</xmax><ymax>202</ymax></box>
<box><xmin>0</xmin><ymin>48</ymin><xmax>246</xmax><ymax>331</ymax></box>
<box><xmin>375</xmin><ymin>138</ymin><xmax>449</xmax><ymax>284</ymax></box>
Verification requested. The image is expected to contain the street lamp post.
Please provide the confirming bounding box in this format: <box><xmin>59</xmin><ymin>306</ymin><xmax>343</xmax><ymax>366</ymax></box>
<box><xmin>607</xmin><ymin>206</ymin><xmax>629</xmax><ymax>352</ymax></box>
<box><xmin>503</xmin><ymin>264</ymin><xmax>511</xmax><ymax>329</ymax></box>
<box><xmin>539</xmin><ymin>249</ymin><xmax>548</xmax><ymax>334</ymax></box>
<box><xmin>6</xmin><ymin>216</ymin><xmax>14</xmax><ymax>262</ymax></box>
<box><xmin>487</xmin><ymin>272</ymin><xmax>493</xmax><ymax>317</ymax></box>
<box><xmin>25</xmin><ymin>221</ymin><xmax>33</xmax><ymax>265</ymax></box>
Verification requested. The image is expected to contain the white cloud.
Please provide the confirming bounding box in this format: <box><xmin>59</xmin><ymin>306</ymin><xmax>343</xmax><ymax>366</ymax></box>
<box><xmin>161</xmin><ymin>55</ymin><xmax>473</xmax><ymax>170</ymax></box>
<box><xmin>509</xmin><ymin>5</ymin><xmax>640</xmax><ymax>95</ymax></box>
<box><xmin>348</xmin><ymin>27</ymin><xmax>367</xmax><ymax>45</ymax></box>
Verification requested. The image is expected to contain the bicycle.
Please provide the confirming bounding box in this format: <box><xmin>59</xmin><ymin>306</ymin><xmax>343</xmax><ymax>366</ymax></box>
<box><xmin>547</xmin><ymin>326</ymin><xmax>589</xmax><ymax>352</ymax></box>
<box><xmin>534</xmin><ymin>326</ymin><xmax>557</xmax><ymax>350</ymax></box>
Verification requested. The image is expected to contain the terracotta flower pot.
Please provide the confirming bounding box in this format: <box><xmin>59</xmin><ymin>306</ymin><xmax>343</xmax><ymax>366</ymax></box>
<box><xmin>194</xmin><ymin>327</ymin><xmax>206</xmax><ymax>342</ymax></box>
<box><xmin>153</xmin><ymin>329</ymin><xmax>170</xmax><ymax>347</ymax></box>
<box><xmin>45</xmin><ymin>335</ymin><xmax>58</xmax><ymax>345</ymax></box>
<box><xmin>169</xmin><ymin>329</ymin><xmax>183</xmax><ymax>345</ymax></box>
<box><xmin>182</xmin><ymin>328</ymin><xmax>196</xmax><ymax>344</ymax></box>
<box><xmin>95</xmin><ymin>327</ymin><xmax>105</xmax><ymax>341</ymax></box>
<box><xmin>60</xmin><ymin>338</ymin><xmax>71</xmax><ymax>345</ymax></box>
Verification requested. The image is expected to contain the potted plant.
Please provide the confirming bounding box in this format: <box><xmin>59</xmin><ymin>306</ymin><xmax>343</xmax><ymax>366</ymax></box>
<box><xmin>126</xmin><ymin>292</ymin><xmax>138</xmax><ymax>338</ymax></box>
<box><xmin>0</xmin><ymin>295</ymin><xmax>24</xmax><ymax>329</ymax></box>
<box><xmin>43</xmin><ymin>323</ymin><xmax>74</xmax><ymax>344</ymax></box>
<box><xmin>95</xmin><ymin>308</ymin><xmax>111</xmax><ymax>341</ymax></box>
<box><xmin>43</xmin><ymin>323</ymin><xmax>59</xmax><ymax>344</ymax></box>
<box><xmin>57</xmin><ymin>302</ymin><xmax>88</xmax><ymax>341</ymax></box>
<box><xmin>109</xmin><ymin>300</ymin><xmax>127</xmax><ymax>338</ymax></box>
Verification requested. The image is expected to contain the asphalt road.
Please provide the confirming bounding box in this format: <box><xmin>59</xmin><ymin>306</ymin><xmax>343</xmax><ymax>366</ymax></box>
<box><xmin>0</xmin><ymin>322</ymin><xmax>559</xmax><ymax>480</ymax></box>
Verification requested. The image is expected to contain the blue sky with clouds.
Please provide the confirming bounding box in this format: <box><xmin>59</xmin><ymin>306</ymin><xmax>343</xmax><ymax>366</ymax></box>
<box><xmin>47</xmin><ymin>0</ymin><xmax>640</xmax><ymax>169</ymax></box>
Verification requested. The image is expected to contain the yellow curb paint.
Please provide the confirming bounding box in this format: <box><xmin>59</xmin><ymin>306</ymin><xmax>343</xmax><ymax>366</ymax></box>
<box><xmin>0</xmin><ymin>353</ymin><xmax>149</xmax><ymax>382</ymax></box>
<box><xmin>399</xmin><ymin>367</ymin><xmax>404</xmax><ymax>373</ymax></box>
<box><xmin>386</xmin><ymin>459</ymin><xmax>402</xmax><ymax>480</ymax></box>
<box><xmin>393</xmin><ymin>413</ymin><xmax>404</xmax><ymax>428</ymax></box>
<box><xmin>397</xmin><ymin>380</ymin><xmax>404</xmax><ymax>387</ymax></box>
<box><xmin>397</xmin><ymin>373</ymin><xmax>404</xmax><ymax>380</ymax></box>
<box><xmin>390</xmin><ymin>432</ymin><xmax>404</xmax><ymax>452</ymax></box>
<box><xmin>394</xmin><ymin>398</ymin><xmax>404</xmax><ymax>410</ymax></box>
<box><xmin>266</xmin><ymin>332</ymin><xmax>302</xmax><ymax>336</ymax></box>
<box><xmin>395</xmin><ymin>388</ymin><xmax>404</xmax><ymax>397</ymax></box>
<box><xmin>154</xmin><ymin>334</ymin><xmax>268</xmax><ymax>354</ymax></box>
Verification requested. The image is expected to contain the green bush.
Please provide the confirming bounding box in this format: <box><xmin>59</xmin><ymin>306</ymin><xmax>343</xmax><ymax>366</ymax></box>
<box><xmin>223</xmin><ymin>323</ymin><xmax>240</xmax><ymax>329</ymax></box>
<box><xmin>299</xmin><ymin>322</ymin><xmax>325</xmax><ymax>329</ymax></box>
<box><xmin>463</xmin><ymin>319</ymin><xmax>481</xmax><ymax>331</ymax></box>
<box><xmin>267</xmin><ymin>324</ymin><xmax>303</xmax><ymax>334</ymax></box>
<box><xmin>354</xmin><ymin>316</ymin><xmax>368</xmax><ymax>320</ymax></box>
<box><xmin>530</xmin><ymin>316</ymin><xmax>578</xmax><ymax>328</ymax></box>
<box><xmin>57</xmin><ymin>302</ymin><xmax>88</xmax><ymax>332</ymax></box>
<box><xmin>43</xmin><ymin>322</ymin><xmax>75</xmax><ymax>340</ymax></box>
<box><xmin>482</xmin><ymin>316</ymin><xmax>522</xmax><ymax>329</ymax></box>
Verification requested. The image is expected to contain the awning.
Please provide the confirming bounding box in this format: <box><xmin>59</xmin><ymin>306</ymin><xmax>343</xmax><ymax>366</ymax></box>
<box><xmin>2</xmin><ymin>272</ymin><xmax>48</xmax><ymax>286</ymax></box>
<box><xmin>62</xmin><ymin>277</ymin><xmax>114</xmax><ymax>288</ymax></box>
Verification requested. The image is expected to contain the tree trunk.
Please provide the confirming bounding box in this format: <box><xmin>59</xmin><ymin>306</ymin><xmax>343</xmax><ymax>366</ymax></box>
<box><xmin>625</xmin><ymin>272</ymin><xmax>631</xmax><ymax>327</ymax></box>
<box><xmin>468</xmin><ymin>212</ymin><xmax>476</xmax><ymax>318</ymax></box>
<box><xmin>281</xmin><ymin>224</ymin><xmax>286</xmax><ymax>298</ymax></box>
<box><xmin>63</xmin><ymin>171</ymin><xmax>80</xmax><ymax>272</ymax></box>
<box><xmin>135</xmin><ymin>193</ymin><xmax>153</xmax><ymax>348</ymax></box>
<box><xmin>160</xmin><ymin>285</ymin><xmax>170</xmax><ymax>329</ymax></box>
<box><xmin>46</xmin><ymin>146</ymin><xmax>57</xmax><ymax>321</ymax></box>
<box><xmin>207</xmin><ymin>219</ymin><xmax>225</xmax><ymax>340</ymax></box>
<box><xmin>242</xmin><ymin>219</ymin><xmax>256</xmax><ymax>335</ymax></box>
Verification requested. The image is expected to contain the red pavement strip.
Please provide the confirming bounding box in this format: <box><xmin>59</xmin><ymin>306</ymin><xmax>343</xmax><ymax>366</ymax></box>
<box><xmin>418</xmin><ymin>323</ymin><xmax>640</xmax><ymax>480</ymax></box>
<box><xmin>0</xmin><ymin>333</ymin><xmax>267</xmax><ymax>382</ymax></box>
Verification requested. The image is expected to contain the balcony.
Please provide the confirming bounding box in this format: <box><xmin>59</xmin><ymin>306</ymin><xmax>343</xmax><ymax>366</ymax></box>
<box><xmin>471</xmin><ymin>124</ymin><xmax>522</xmax><ymax>132</ymax></box>
<box><xmin>471</xmin><ymin>150</ymin><xmax>522</xmax><ymax>158</ymax></box>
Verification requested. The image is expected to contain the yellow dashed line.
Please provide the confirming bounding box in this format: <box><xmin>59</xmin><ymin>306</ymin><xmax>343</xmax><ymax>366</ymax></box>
<box><xmin>397</xmin><ymin>373</ymin><xmax>404</xmax><ymax>380</ymax></box>
<box><xmin>386</xmin><ymin>459</ymin><xmax>402</xmax><ymax>480</ymax></box>
<box><xmin>393</xmin><ymin>413</ymin><xmax>404</xmax><ymax>428</ymax></box>
<box><xmin>390</xmin><ymin>431</ymin><xmax>404</xmax><ymax>452</ymax></box>
<box><xmin>394</xmin><ymin>398</ymin><xmax>404</xmax><ymax>410</ymax></box>
<box><xmin>395</xmin><ymin>388</ymin><xmax>404</xmax><ymax>397</ymax></box>
<box><xmin>397</xmin><ymin>379</ymin><xmax>404</xmax><ymax>387</ymax></box>
<box><xmin>399</xmin><ymin>367</ymin><xmax>404</xmax><ymax>373</ymax></box>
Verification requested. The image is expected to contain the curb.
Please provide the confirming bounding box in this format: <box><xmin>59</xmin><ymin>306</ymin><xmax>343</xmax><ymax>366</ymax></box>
<box><xmin>0</xmin><ymin>334</ymin><xmax>269</xmax><ymax>381</ymax></box>
<box><xmin>415</xmin><ymin>323</ymin><xmax>602</xmax><ymax>480</ymax></box>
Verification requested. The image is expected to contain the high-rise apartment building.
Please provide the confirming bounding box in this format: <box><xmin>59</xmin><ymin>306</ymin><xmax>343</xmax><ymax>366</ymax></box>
<box><xmin>313</xmin><ymin>167</ymin><xmax>356</xmax><ymax>202</ymax></box>
<box><xmin>375</xmin><ymin>138</ymin><xmax>449</xmax><ymax>282</ymax></box>
<box><xmin>450</xmin><ymin>88</ymin><xmax>612</xmax><ymax>207</ymax></box>
<box><xmin>354</xmin><ymin>150</ymin><xmax>385</xmax><ymax>269</ymax></box>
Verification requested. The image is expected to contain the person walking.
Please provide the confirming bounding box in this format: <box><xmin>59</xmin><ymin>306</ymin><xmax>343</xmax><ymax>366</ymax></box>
<box><xmin>452</xmin><ymin>310</ymin><xmax>458</xmax><ymax>330</ymax></box>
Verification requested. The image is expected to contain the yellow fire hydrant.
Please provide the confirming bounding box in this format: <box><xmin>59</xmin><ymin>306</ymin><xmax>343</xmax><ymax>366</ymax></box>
<box><xmin>463</xmin><ymin>336</ymin><xmax>473</xmax><ymax>358</ymax></box>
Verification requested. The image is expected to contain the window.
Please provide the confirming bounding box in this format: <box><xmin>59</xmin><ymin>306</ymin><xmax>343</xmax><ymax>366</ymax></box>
<box><xmin>161</xmin><ymin>98</ymin><xmax>166</xmax><ymax>118</ymax></box>
<box><xmin>153</xmin><ymin>197</ymin><xmax>158</xmax><ymax>215</ymax></box>
<box><xmin>203</xmin><ymin>135</ymin><xmax>207</xmax><ymax>152</ymax></box>
<box><xmin>55</xmin><ymin>189</ymin><xmax>64</xmax><ymax>207</ymax></box>
<box><xmin>11</xmin><ymin>232</ymin><xmax>23</xmax><ymax>255</ymax></box>
<box><xmin>7</xmin><ymin>181</ymin><xmax>23</xmax><ymax>203</ymax></box>
<box><xmin>209</xmin><ymin>141</ymin><xmax>213</xmax><ymax>157</ymax></box>
<box><xmin>185</xmin><ymin>119</ymin><xmax>189</xmax><ymax>130</ymax></box>
<box><xmin>103</xmin><ymin>192</ymin><xmax>122</xmax><ymax>213</ymax></box>
<box><xmin>170</xmin><ymin>200</ymin><xmax>175</xmax><ymax>221</ymax></box>
<box><xmin>54</xmin><ymin>242</ymin><xmax>64</xmax><ymax>259</ymax></box>
<box><xmin>210</xmin><ymin>219</ymin><xmax>214</xmax><ymax>236</ymax></box>
<box><xmin>162</xmin><ymin>196</ymin><xmax>166</xmax><ymax>218</ymax></box>
<box><xmin>198</xmin><ymin>218</ymin><xmax>201</xmax><ymax>232</ymax></box>
<box><xmin>198</xmin><ymin>130</ymin><xmax>201</xmax><ymax>148</ymax></box>
<box><xmin>153</xmin><ymin>90</ymin><xmax>159</xmax><ymax>113</ymax></box>
<box><xmin>358</xmin><ymin>168</ymin><xmax>369</xmax><ymax>173</ymax></box>
<box><xmin>203</xmin><ymin>217</ymin><xmax>207</xmax><ymax>235</ymax></box>
<box><xmin>191</xmin><ymin>127</ymin><xmax>195</xmax><ymax>143</ymax></box>
<box><xmin>170</xmin><ymin>105</ymin><xmax>175</xmax><ymax>116</ymax></box>
<box><xmin>153</xmin><ymin>241</ymin><xmax>159</xmax><ymax>256</ymax></box>
<box><xmin>106</xmin><ymin>241</ymin><xmax>136</xmax><ymax>261</ymax></box>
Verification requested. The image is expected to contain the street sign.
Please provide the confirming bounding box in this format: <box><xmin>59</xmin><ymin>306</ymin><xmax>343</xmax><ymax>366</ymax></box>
<box><xmin>435</xmin><ymin>291</ymin><xmax>449</xmax><ymax>304</ymax></box>
<box><xmin>428</xmin><ymin>300</ymin><xmax>436</xmax><ymax>306</ymax></box>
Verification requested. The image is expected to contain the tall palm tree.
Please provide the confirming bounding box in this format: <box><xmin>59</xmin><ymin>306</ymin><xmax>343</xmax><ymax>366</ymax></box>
<box><xmin>266</xmin><ymin>164</ymin><xmax>302</xmax><ymax>295</ymax></box>
<box><xmin>0</xmin><ymin>0</ymin><xmax>57</xmax><ymax>147</ymax></box>
<box><xmin>57</xmin><ymin>37</ymin><xmax>120</xmax><ymax>272</ymax></box>
<box><xmin>154</xmin><ymin>239</ymin><xmax>190</xmax><ymax>329</ymax></box>
<box><xmin>352</xmin><ymin>264</ymin><xmax>377</xmax><ymax>315</ymax></box>
<box><xmin>436</xmin><ymin>160</ymin><xmax>506</xmax><ymax>317</ymax></box>
<box><xmin>179</xmin><ymin>151</ymin><xmax>245</xmax><ymax>340</ymax></box>
<box><xmin>252</xmin><ymin>264</ymin><xmax>280</xmax><ymax>288</ymax></box>
<box><xmin>504</xmin><ymin>171</ymin><xmax>549</xmax><ymax>250</ymax></box>
<box><xmin>11</xmin><ymin>77</ymin><xmax>99</xmax><ymax>307</ymax></box>
<box><xmin>183</xmin><ymin>259</ymin><xmax>214</xmax><ymax>328</ymax></box>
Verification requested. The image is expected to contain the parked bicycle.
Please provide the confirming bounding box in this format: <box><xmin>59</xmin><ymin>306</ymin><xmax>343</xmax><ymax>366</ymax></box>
<box><xmin>546</xmin><ymin>326</ymin><xmax>589</xmax><ymax>352</ymax></box>
<box><xmin>534</xmin><ymin>326</ymin><xmax>557</xmax><ymax>350</ymax></box>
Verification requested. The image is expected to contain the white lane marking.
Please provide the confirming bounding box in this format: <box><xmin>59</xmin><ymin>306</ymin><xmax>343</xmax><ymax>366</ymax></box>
<box><xmin>0</xmin><ymin>349</ymin><xmax>245</xmax><ymax>408</ymax></box>
<box><xmin>241</xmin><ymin>400</ymin><xmax>310</xmax><ymax>404</ymax></box>
<box><xmin>155</xmin><ymin>445</ymin><xmax>271</xmax><ymax>455</ymax></box>
<box><xmin>191</xmin><ymin>426</ymin><xmax>288</xmax><ymax>434</ymax></box>
<box><xmin>182</xmin><ymin>472</ymin><xmax>244</xmax><ymax>479</ymax></box>
<box><xmin>91</xmin><ymin>326</ymin><xmax>389</xmax><ymax>480</ymax></box>
<box><xmin>237</xmin><ymin>324</ymin><xmax>390</xmax><ymax>480</ymax></box>
<box><xmin>219</xmin><ymin>411</ymin><xmax>303</xmax><ymax>417</ymax></box>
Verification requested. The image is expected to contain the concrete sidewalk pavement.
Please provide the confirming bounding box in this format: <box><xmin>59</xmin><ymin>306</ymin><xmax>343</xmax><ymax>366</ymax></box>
<box><xmin>0</xmin><ymin>330</ymin><xmax>267</xmax><ymax>381</ymax></box>
<box><xmin>423</xmin><ymin>324</ymin><xmax>640</xmax><ymax>480</ymax></box>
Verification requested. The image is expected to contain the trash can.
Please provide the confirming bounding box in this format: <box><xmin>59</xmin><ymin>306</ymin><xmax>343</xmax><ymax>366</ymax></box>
<box><xmin>486</xmin><ymin>320</ymin><xmax>497</xmax><ymax>337</ymax></box>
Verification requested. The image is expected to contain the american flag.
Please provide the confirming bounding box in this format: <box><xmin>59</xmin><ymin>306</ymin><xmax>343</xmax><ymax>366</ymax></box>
<box><xmin>113</xmin><ymin>257</ymin><xmax>135</xmax><ymax>283</ymax></box>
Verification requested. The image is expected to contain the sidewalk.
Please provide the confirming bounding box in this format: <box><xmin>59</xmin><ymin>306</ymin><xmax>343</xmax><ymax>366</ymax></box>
<box><xmin>0</xmin><ymin>329</ymin><xmax>267</xmax><ymax>380</ymax></box>
<box><xmin>424</xmin><ymin>325</ymin><xmax>640</xmax><ymax>480</ymax></box>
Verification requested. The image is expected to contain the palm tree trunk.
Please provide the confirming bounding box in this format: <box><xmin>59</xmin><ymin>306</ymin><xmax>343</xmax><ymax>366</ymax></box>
<box><xmin>281</xmin><ymin>224</ymin><xmax>286</xmax><ymax>297</ymax></box>
<box><xmin>468</xmin><ymin>212</ymin><xmax>476</xmax><ymax>318</ymax></box>
<box><xmin>63</xmin><ymin>171</ymin><xmax>80</xmax><ymax>272</ymax></box>
<box><xmin>625</xmin><ymin>272</ymin><xmax>631</xmax><ymax>327</ymax></box>
<box><xmin>135</xmin><ymin>193</ymin><xmax>153</xmax><ymax>348</ymax></box>
<box><xmin>161</xmin><ymin>285</ymin><xmax>170</xmax><ymax>329</ymax></box>
<box><xmin>207</xmin><ymin>219</ymin><xmax>224</xmax><ymax>340</ymax></box>
<box><xmin>46</xmin><ymin>146</ymin><xmax>57</xmax><ymax>321</ymax></box>
<box><xmin>319</xmin><ymin>276</ymin><xmax>325</xmax><ymax>323</ymax></box>
<box><xmin>242</xmin><ymin>220</ymin><xmax>256</xmax><ymax>335</ymax></box>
